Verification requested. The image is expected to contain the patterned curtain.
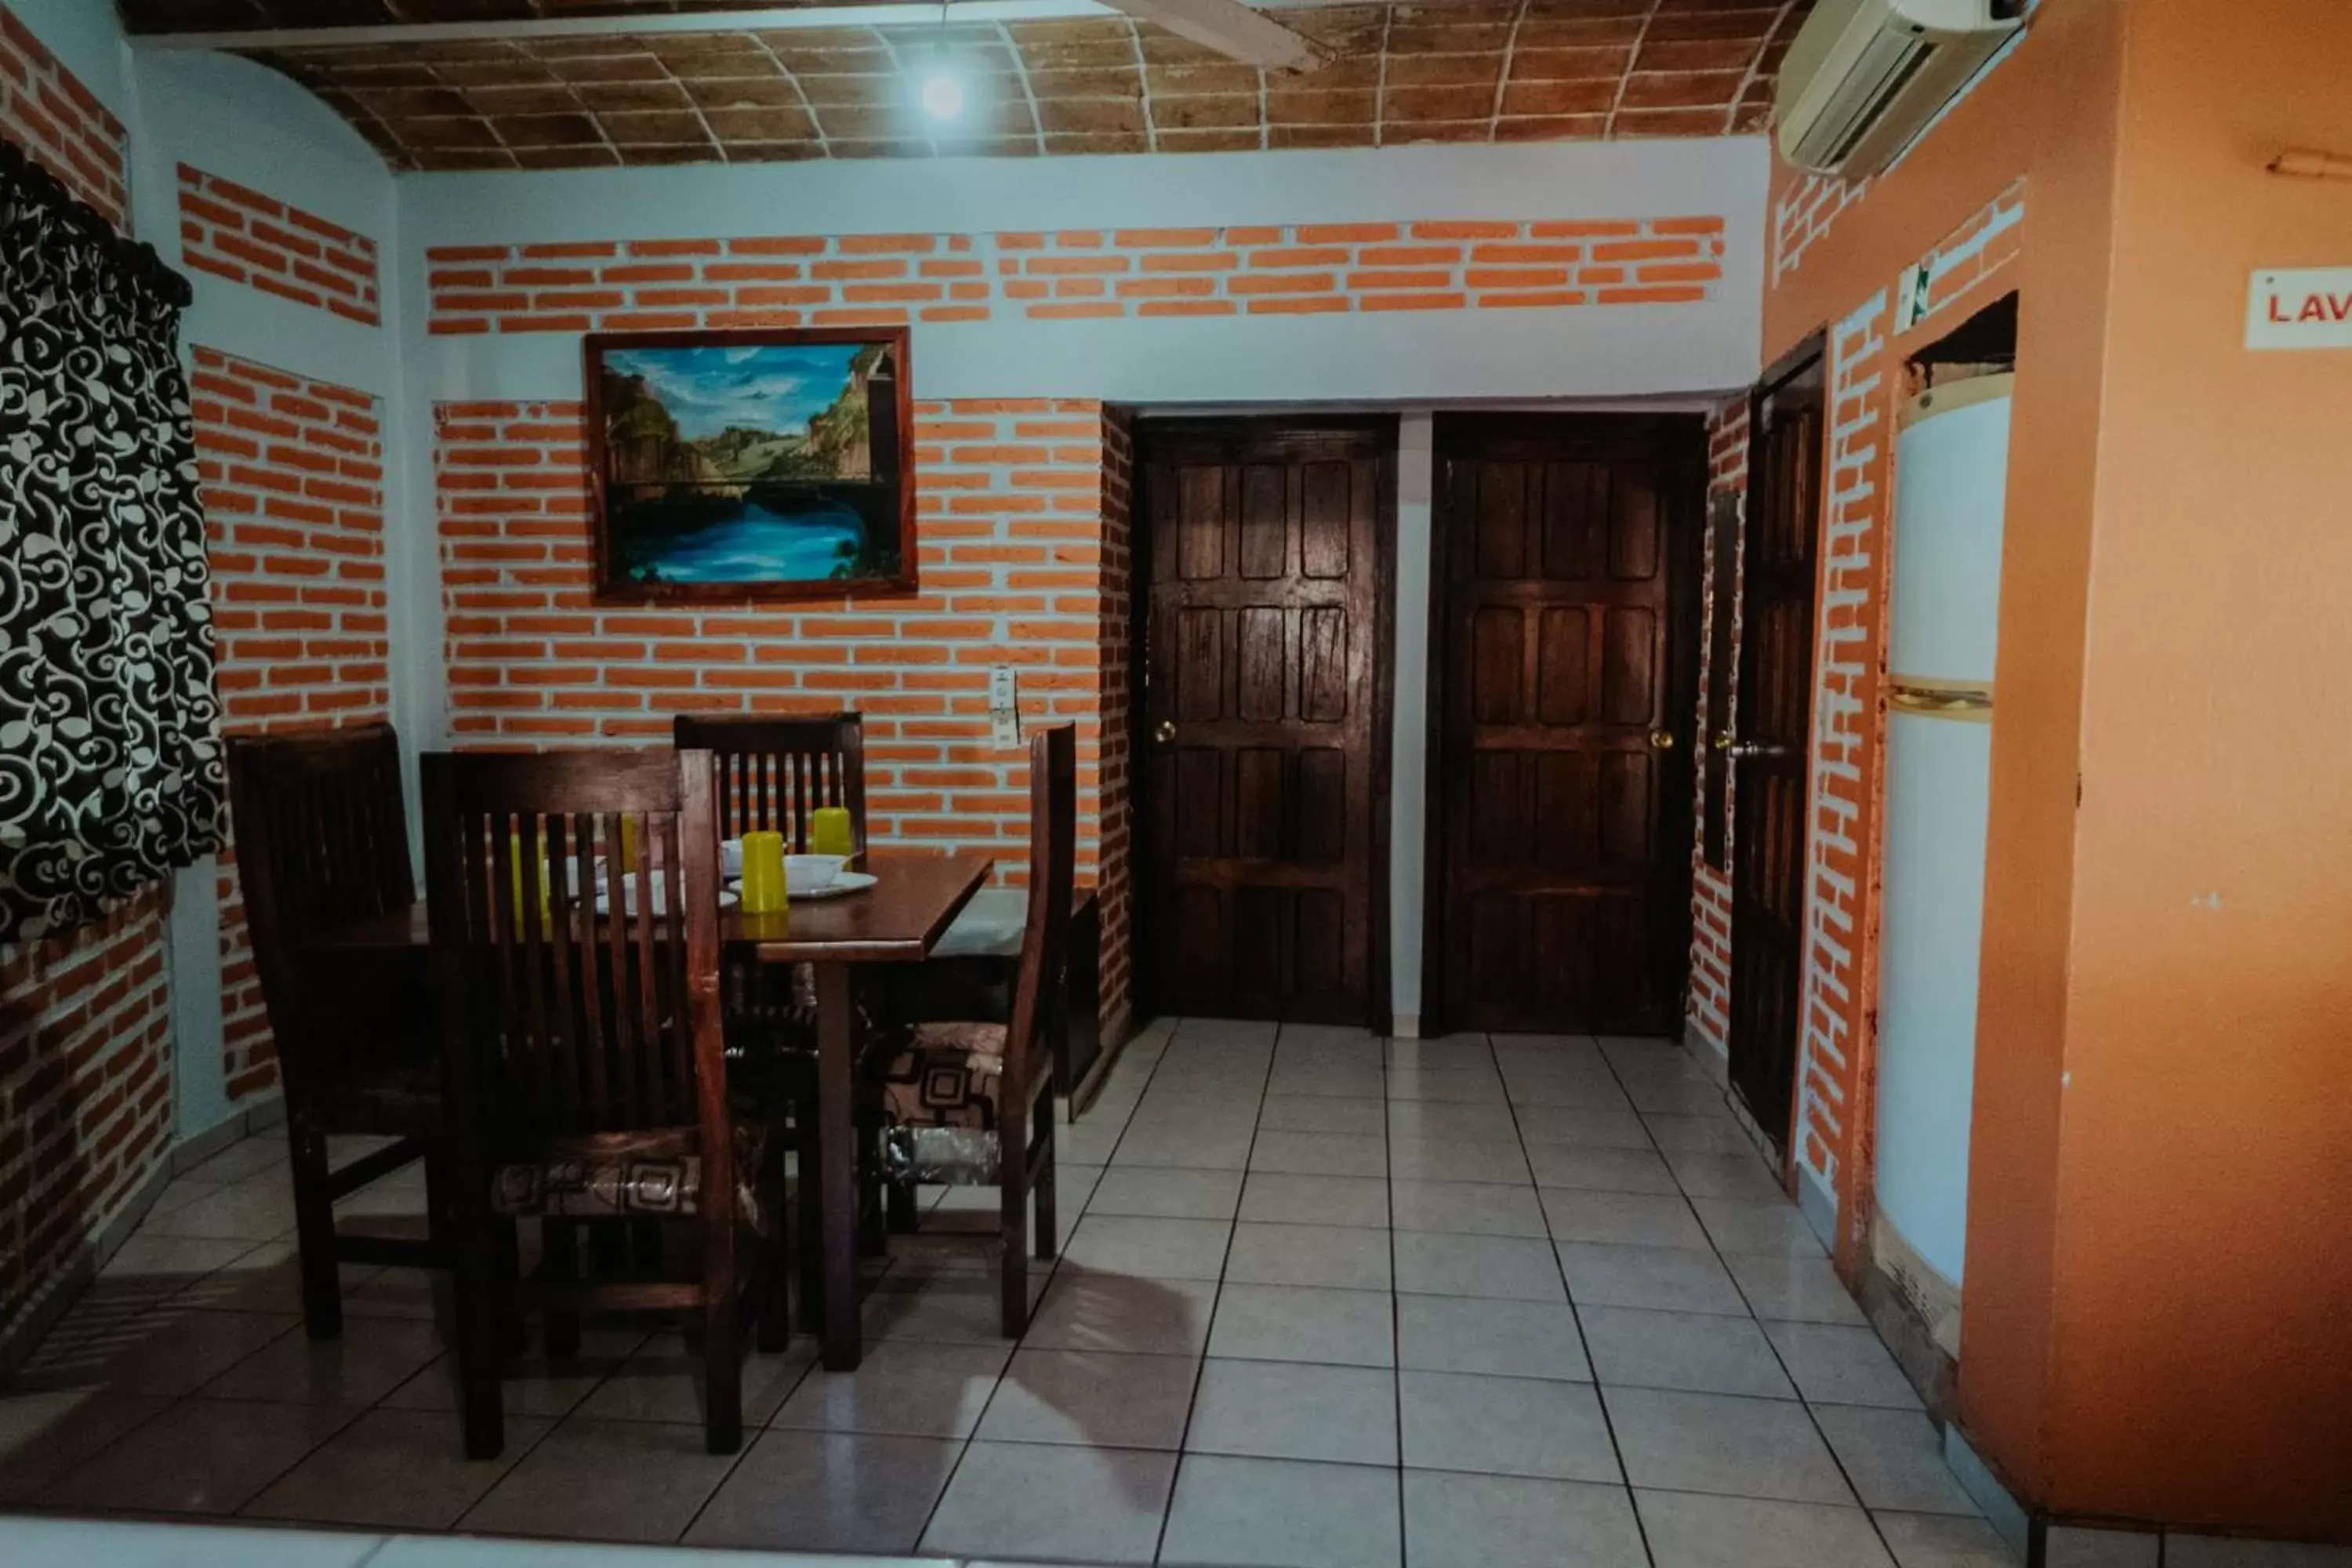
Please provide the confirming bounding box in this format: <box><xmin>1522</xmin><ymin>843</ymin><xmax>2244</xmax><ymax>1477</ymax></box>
<box><xmin>0</xmin><ymin>145</ymin><xmax>222</xmax><ymax>943</ymax></box>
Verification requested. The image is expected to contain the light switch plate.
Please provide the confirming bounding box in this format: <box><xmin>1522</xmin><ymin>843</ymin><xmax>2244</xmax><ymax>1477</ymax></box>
<box><xmin>989</xmin><ymin>666</ymin><xmax>1021</xmax><ymax>748</ymax></box>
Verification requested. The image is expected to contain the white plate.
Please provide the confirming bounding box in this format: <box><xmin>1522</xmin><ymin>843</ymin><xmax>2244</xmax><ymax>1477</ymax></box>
<box><xmin>594</xmin><ymin>874</ymin><xmax>738</xmax><ymax>917</ymax></box>
<box><xmin>789</xmin><ymin>871</ymin><xmax>877</xmax><ymax>901</ymax></box>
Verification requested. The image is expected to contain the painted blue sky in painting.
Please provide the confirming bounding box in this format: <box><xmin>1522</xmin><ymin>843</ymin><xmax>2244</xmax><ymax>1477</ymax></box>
<box><xmin>605</xmin><ymin>342</ymin><xmax>864</xmax><ymax>441</ymax></box>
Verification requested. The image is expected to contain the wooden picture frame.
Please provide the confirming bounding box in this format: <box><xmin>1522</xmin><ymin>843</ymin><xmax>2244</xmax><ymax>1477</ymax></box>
<box><xmin>584</xmin><ymin>325</ymin><xmax>916</xmax><ymax>603</ymax></box>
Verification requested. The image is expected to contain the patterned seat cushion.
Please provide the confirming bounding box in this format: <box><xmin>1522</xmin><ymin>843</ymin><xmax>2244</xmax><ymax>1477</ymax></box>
<box><xmin>871</xmin><ymin>1021</ymin><xmax>1010</xmax><ymax>1131</ymax></box>
<box><xmin>492</xmin><ymin>1120</ymin><xmax>769</xmax><ymax>1232</ymax></box>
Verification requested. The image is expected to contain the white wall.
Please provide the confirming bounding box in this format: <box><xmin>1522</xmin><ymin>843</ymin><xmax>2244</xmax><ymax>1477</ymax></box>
<box><xmin>396</xmin><ymin>132</ymin><xmax>1768</xmax><ymax>1029</ymax></box>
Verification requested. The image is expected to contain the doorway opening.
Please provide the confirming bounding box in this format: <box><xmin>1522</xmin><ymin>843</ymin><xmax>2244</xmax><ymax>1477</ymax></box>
<box><xmin>1420</xmin><ymin>413</ymin><xmax>1707</xmax><ymax>1039</ymax></box>
<box><xmin>1128</xmin><ymin>417</ymin><xmax>1398</xmax><ymax>1029</ymax></box>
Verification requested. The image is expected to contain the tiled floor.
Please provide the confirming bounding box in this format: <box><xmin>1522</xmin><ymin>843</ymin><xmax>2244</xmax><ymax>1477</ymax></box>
<box><xmin>0</xmin><ymin>1021</ymin><xmax>2016</xmax><ymax>1568</ymax></box>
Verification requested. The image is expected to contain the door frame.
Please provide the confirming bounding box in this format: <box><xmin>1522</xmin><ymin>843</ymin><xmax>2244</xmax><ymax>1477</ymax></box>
<box><xmin>1418</xmin><ymin>412</ymin><xmax>1708</xmax><ymax>1040</ymax></box>
<box><xmin>1127</xmin><ymin>414</ymin><xmax>1399</xmax><ymax>1033</ymax></box>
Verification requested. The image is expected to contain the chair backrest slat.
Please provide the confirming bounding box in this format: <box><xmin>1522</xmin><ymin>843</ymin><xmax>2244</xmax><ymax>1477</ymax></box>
<box><xmin>1006</xmin><ymin>725</ymin><xmax>1078</xmax><ymax>1091</ymax></box>
<box><xmin>673</xmin><ymin>713</ymin><xmax>868</xmax><ymax>854</ymax></box>
<box><xmin>423</xmin><ymin>749</ymin><xmax>724</xmax><ymax>1149</ymax></box>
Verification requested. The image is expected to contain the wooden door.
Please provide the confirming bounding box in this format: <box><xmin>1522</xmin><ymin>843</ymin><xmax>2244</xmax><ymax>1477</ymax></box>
<box><xmin>1136</xmin><ymin>421</ymin><xmax>1393</xmax><ymax>1025</ymax></box>
<box><xmin>1726</xmin><ymin>346</ymin><xmax>1825</xmax><ymax>1143</ymax></box>
<box><xmin>1428</xmin><ymin>416</ymin><xmax>1700</xmax><ymax>1036</ymax></box>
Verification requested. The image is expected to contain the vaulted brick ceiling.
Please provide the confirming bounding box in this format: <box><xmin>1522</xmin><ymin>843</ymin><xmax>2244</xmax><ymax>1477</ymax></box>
<box><xmin>121</xmin><ymin>0</ymin><xmax>1805</xmax><ymax>168</ymax></box>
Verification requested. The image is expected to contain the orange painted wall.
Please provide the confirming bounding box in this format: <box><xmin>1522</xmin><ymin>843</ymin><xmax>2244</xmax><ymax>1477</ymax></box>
<box><xmin>2042</xmin><ymin>0</ymin><xmax>2352</xmax><ymax>1534</ymax></box>
<box><xmin>1765</xmin><ymin>0</ymin><xmax>2352</xmax><ymax>1536</ymax></box>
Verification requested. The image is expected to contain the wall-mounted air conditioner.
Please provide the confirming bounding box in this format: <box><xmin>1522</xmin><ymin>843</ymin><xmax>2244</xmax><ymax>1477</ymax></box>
<box><xmin>1776</xmin><ymin>0</ymin><xmax>2024</xmax><ymax>179</ymax></box>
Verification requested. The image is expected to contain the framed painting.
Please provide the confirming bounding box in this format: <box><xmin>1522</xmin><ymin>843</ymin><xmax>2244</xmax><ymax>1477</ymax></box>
<box><xmin>584</xmin><ymin>325</ymin><xmax>916</xmax><ymax>601</ymax></box>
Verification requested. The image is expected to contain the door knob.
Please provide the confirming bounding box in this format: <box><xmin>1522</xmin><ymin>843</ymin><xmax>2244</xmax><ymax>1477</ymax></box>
<box><xmin>1726</xmin><ymin>739</ymin><xmax>1792</xmax><ymax>760</ymax></box>
<box><xmin>1154</xmin><ymin>720</ymin><xmax>1177</xmax><ymax>745</ymax></box>
<box><xmin>1648</xmin><ymin>729</ymin><xmax>1675</xmax><ymax>750</ymax></box>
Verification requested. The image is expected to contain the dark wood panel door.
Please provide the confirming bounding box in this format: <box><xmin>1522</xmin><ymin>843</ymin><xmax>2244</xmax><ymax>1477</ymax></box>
<box><xmin>1726</xmin><ymin>346</ymin><xmax>1824</xmax><ymax>1144</ymax></box>
<box><xmin>1136</xmin><ymin>422</ymin><xmax>1393</xmax><ymax>1025</ymax></box>
<box><xmin>1428</xmin><ymin>417</ymin><xmax>1700</xmax><ymax>1036</ymax></box>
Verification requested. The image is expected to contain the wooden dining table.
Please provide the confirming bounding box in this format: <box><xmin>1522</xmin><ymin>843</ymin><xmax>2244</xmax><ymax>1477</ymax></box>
<box><xmin>302</xmin><ymin>847</ymin><xmax>995</xmax><ymax>1371</ymax></box>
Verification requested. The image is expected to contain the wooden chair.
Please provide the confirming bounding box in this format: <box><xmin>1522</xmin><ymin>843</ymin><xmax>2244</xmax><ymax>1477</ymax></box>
<box><xmin>864</xmin><ymin>724</ymin><xmax>1075</xmax><ymax>1337</ymax></box>
<box><xmin>422</xmin><ymin>747</ymin><xmax>786</xmax><ymax>1458</ymax></box>
<box><xmin>673</xmin><ymin>712</ymin><xmax>868</xmax><ymax>851</ymax></box>
<box><xmin>226</xmin><ymin>723</ymin><xmax>440</xmax><ymax>1341</ymax></box>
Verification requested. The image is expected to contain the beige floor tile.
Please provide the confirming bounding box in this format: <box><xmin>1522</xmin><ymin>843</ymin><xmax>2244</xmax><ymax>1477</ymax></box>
<box><xmin>45</xmin><ymin>1396</ymin><xmax>356</xmax><ymax>1516</ymax></box>
<box><xmin>0</xmin><ymin>1389</ymin><xmax>172</xmax><ymax>1503</ymax></box>
<box><xmin>241</xmin><ymin>1406</ymin><xmax>547</xmax><ymax>1529</ymax></box>
<box><xmin>1109</xmin><ymin>1119</ymin><xmax>1255</xmax><ymax>1171</ymax></box>
<box><xmin>1543</xmin><ymin>1190</ymin><xmax>1711</xmax><ymax>1248</ymax></box>
<box><xmin>1162</xmin><ymin>1454</ymin><xmax>1401</xmax><ymax>1568</ymax></box>
<box><xmin>1386</xmin><ymin>1036</ymin><xmax>1495</xmax><ymax>1072</ymax></box>
<box><xmin>1062</xmin><ymin>1214</ymin><xmax>1233</xmax><ymax>1280</ymax></box>
<box><xmin>921</xmin><ymin>1438</ymin><xmax>1176</xmax><ymax>1566</ymax></box>
<box><xmin>166</xmin><ymin>1240</ymin><xmax>382</xmax><ymax>1318</ymax></box>
<box><xmin>1813</xmin><ymin>1406</ymin><xmax>1980</xmax><ymax>1514</ymax></box>
<box><xmin>139</xmin><ymin>1174</ymin><xmax>299</xmax><ymax>1243</ymax></box>
<box><xmin>772</xmin><ymin>1338</ymin><xmax>1008</xmax><ymax>1439</ymax></box>
<box><xmin>1644</xmin><ymin>1114</ymin><xmax>1759</xmax><ymax>1154</ymax></box>
<box><xmin>182</xmin><ymin>1138</ymin><xmax>289</xmax><ymax>1186</ymax></box>
<box><xmin>1725</xmin><ymin>1252</ymin><xmax>1871</xmax><ymax>1326</ymax></box>
<box><xmin>1393</xmin><ymin>1230</ymin><xmax>1566</xmax><ymax>1301</ymax></box>
<box><xmin>686</xmin><ymin>1428</ymin><xmax>959</xmax><ymax>1553</ymax></box>
<box><xmin>1559</xmin><ymin>1241</ymin><xmax>1748</xmax><ymax>1316</ymax></box>
<box><xmin>859</xmin><ymin>1264</ymin><xmax>1051</xmax><ymax>1345</ymax></box>
<box><xmin>2162</xmin><ymin>1537</ymin><xmax>2352</xmax><ymax>1568</ymax></box>
<box><xmin>463</xmin><ymin>1417</ymin><xmax>738</xmax><ymax>1541</ymax></box>
<box><xmin>1530</xmin><ymin>1146</ymin><xmax>1680</xmax><ymax>1194</ymax></box>
<box><xmin>1085</xmin><ymin>1166</ymin><xmax>1244</xmax><ymax>1220</ymax></box>
<box><xmin>1606</xmin><ymin>1385</ymin><xmax>1855</xmax><ymax>1504</ymax></box>
<box><xmin>2044</xmin><ymin>1526</ymin><xmax>2160</xmax><ymax>1567</ymax></box>
<box><xmin>1185</xmin><ymin>1358</ymin><xmax>1397</xmax><ymax>1465</ymax></box>
<box><xmin>1665</xmin><ymin>1149</ymin><xmax>1790</xmax><ymax>1201</ymax></box>
<box><xmin>1025</xmin><ymin>1269</ymin><xmax>1219</xmax><ymax>1357</ymax></box>
<box><xmin>1385</xmin><ymin>1100</ymin><xmax>1519</xmax><ymax>1142</ymax></box>
<box><xmin>200</xmin><ymin>1314</ymin><xmax>443</xmax><ymax>1408</ymax></box>
<box><xmin>1396</xmin><ymin>1293</ymin><xmax>1590</xmax><ymax>1381</ymax></box>
<box><xmin>1249</xmin><ymin>1130</ymin><xmax>1389</xmax><ymax>1178</ymax></box>
<box><xmin>1225</xmin><ymin>1221</ymin><xmax>1392</xmax><ymax>1291</ymax></box>
<box><xmin>1399</xmin><ymin>1370</ymin><xmax>1618</xmax><ymax>1483</ymax></box>
<box><xmin>1388</xmin><ymin>1135</ymin><xmax>1530</xmax><ymax>1185</ymax></box>
<box><xmin>1258</xmin><ymin>1094</ymin><xmax>1386</xmax><ymax>1136</ymax></box>
<box><xmin>1515</xmin><ymin>1107</ymin><xmax>1657</xmax><ymax>1149</ymax></box>
<box><xmin>1762</xmin><ymin>1320</ymin><xmax>1922</xmax><ymax>1409</ymax></box>
<box><xmin>575</xmin><ymin>1335</ymin><xmax>813</xmax><ymax>1426</ymax></box>
<box><xmin>1504</xmin><ymin>1073</ymin><xmax>1635</xmax><ymax>1112</ymax></box>
<box><xmin>1264</xmin><ymin>1062</ymin><xmax>1387</xmax><ymax>1100</ymax></box>
<box><xmin>1207</xmin><ymin>1283</ymin><xmax>1395</xmax><ymax>1367</ymax></box>
<box><xmin>1693</xmin><ymin>1196</ymin><xmax>1828</xmax><ymax>1257</ymax></box>
<box><xmin>1176</xmin><ymin>1018</ymin><xmax>1280</xmax><ymax>1047</ymax></box>
<box><xmin>1875</xmin><ymin>1510</ymin><xmax>2024</xmax><ymax>1568</ymax></box>
<box><xmin>1238</xmin><ymin>1173</ymin><xmax>1392</xmax><ymax>1229</ymax></box>
<box><xmin>1578</xmin><ymin>1305</ymin><xmax>1796</xmax><ymax>1399</ymax></box>
<box><xmin>1403</xmin><ymin>1470</ymin><xmax>1649</xmax><ymax>1568</ymax></box>
<box><xmin>1385</xmin><ymin>1067</ymin><xmax>1507</xmax><ymax>1105</ymax></box>
<box><xmin>975</xmin><ymin>1348</ymin><xmax>1199</xmax><ymax>1450</ymax></box>
<box><xmin>381</xmin><ymin>1330</ymin><xmax>643</xmax><ymax>1420</ymax></box>
<box><xmin>1390</xmin><ymin>1178</ymin><xmax>1548</xmax><ymax>1237</ymax></box>
<box><xmin>86</xmin><ymin>1307</ymin><xmax>303</xmax><ymax>1398</ymax></box>
<box><xmin>1637</xmin><ymin>1489</ymin><xmax>1895</xmax><ymax>1568</ymax></box>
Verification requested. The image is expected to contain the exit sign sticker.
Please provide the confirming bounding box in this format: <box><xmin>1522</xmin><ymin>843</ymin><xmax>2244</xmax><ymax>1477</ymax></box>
<box><xmin>2248</xmin><ymin>268</ymin><xmax>2352</xmax><ymax>350</ymax></box>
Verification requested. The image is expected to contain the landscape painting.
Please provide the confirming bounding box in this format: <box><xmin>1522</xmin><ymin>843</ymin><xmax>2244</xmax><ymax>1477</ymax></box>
<box><xmin>586</xmin><ymin>327</ymin><xmax>914</xmax><ymax>601</ymax></box>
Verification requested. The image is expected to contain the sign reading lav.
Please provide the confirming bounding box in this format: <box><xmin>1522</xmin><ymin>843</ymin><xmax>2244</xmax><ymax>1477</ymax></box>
<box><xmin>584</xmin><ymin>326</ymin><xmax>916</xmax><ymax>601</ymax></box>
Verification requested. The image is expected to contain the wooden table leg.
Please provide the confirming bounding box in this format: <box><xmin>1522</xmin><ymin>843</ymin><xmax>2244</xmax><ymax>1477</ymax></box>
<box><xmin>814</xmin><ymin>961</ymin><xmax>862</xmax><ymax>1370</ymax></box>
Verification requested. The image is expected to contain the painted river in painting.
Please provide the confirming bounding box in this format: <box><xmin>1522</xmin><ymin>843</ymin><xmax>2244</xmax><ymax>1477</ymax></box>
<box><xmin>617</xmin><ymin>499</ymin><xmax>867</xmax><ymax>585</ymax></box>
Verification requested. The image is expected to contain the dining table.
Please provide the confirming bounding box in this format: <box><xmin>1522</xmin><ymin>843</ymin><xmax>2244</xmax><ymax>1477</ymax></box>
<box><xmin>301</xmin><ymin>846</ymin><xmax>996</xmax><ymax>1371</ymax></box>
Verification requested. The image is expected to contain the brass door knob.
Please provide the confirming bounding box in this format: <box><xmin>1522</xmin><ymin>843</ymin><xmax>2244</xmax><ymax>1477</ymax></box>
<box><xmin>1649</xmin><ymin>729</ymin><xmax>1675</xmax><ymax>750</ymax></box>
<box><xmin>1154</xmin><ymin>720</ymin><xmax>1177</xmax><ymax>745</ymax></box>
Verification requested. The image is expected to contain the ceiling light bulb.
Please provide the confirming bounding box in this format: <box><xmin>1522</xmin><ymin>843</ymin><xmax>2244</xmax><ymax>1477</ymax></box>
<box><xmin>919</xmin><ymin>64</ymin><xmax>964</xmax><ymax>121</ymax></box>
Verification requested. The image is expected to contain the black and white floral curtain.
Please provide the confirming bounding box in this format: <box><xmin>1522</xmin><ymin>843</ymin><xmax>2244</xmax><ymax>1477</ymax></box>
<box><xmin>0</xmin><ymin>143</ymin><xmax>222</xmax><ymax>944</ymax></box>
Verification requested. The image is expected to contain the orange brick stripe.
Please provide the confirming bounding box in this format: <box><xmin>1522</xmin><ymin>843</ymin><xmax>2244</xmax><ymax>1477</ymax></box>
<box><xmin>0</xmin><ymin>886</ymin><xmax>175</xmax><ymax>1338</ymax></box>
<box><xmin>1909</xmin><ymin>178</ymin><xmax>2025</xmax><ymax>327</ymax></box>
<box><xmin>194</xmin><ymin>347</ymin><xmax>393</xmax><ymax>1104</ymax></box>
<box><xmin>1774</xmin><ymin>171</ymin><xmax>1867</xmax><ymax>287</ymax></box>
<box><xmin>426</xmin><ymin>233</ymin><xmax>986</xmax><ymax>336</ymax></box>
<box><xmin>179</xmin><ymin>165</ymin><xmax>382</xmax><ymax>326</ymax></box>
<box><xmin>0</xmin><ymin>5</ymin><xmax>129</xmax><ymax>232</ymax></box>
<box><xmin>424</xmin><ymin>217</ymin><xmax>1730</xmax><ymax>334</ymax></box>
<box><xmin>434</xmin><ymin>397</ymin><xmax>1112</xmax><ymax>898</ymax></box>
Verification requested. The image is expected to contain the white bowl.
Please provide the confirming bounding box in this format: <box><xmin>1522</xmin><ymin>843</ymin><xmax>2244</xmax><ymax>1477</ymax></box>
<box><xmin>786</xmin><ymin>854</ymin><xmax>847</xmax><ymax>895</ymax></box>
<box><xmin>720</xmin><ymin>838</ymin><xmax>745</xmax><ymax>877</ymax></box>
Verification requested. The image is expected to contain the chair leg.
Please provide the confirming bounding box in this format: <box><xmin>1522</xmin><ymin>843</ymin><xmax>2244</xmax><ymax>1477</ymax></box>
<box><xmin>796</xmin><ymin>1105</ymin><xmax>827</xmax><ymax>1336</ymax></box>
<box><xmin>702</xmin><ymin>1203</ymin><xmax>743</xmax><ymax>1455</ymax></box>
<box><xmin>287</xmin><ymin>1120</ymin><xmax>343</xmax><ymax>1341</ymax></box>
<box><xmin>492</xmin><ymin>1219</ymin><xmax>528</xmax><ymax>1357</ymax></box>
<box><xmin>886</xmin><ymin>1178</ymin><xmax>919</xmax><ymax>1235</ymax></box>
<box><xmin>590</xmin><ymin>1219</ymin><xmax>630</xmax><ymax>1281</ymax></box>
<box><xmin>1000</xmin><ymin>1114</ymin><xmax>1031</xmax><ymax>1338</ymax></box>
<box><xmin>1033</xmin><ymin>1106</ymin><xmax>1059</xmax><ymax>1264</ymax></box>
<box><xmin>543</xmin><ymin>1221</ymin><xmax>581</xmax><ymax>1359</ymax></box>
<box><xmin>757</xmin><ymin>1120</ymin><xmax>791</xmax><ymax>1353</ymax></box>
<box><xmin>451</xmin><ymin>1189</ymin><xmax>506</xmax><ymax>1460</ymax></box>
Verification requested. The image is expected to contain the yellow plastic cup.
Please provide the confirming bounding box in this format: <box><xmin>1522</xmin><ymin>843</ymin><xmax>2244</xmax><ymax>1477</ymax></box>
<box><xmin>509</xmin><ymin>827</ymin><xmax>551</xmax><ymax>925</ymax></box>
<box><xmin>809</xmin><ymin>806</ymin><xmax>855</xmax><ymax>859</ymax></box>
<box><xmin>739</xmin><ymin>829</ymin><xmax>788</xmax><ymax>915</ymax></box>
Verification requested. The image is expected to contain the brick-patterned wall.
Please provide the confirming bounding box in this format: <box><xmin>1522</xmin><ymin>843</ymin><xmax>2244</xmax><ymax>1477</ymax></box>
<box><xmin>177</xmin><ymin>164</ymin><xmax>381</xmax><ymax>326</ymax></box>
<box><xmin>435</xmin><ymin>397</ymin><xmax>1112</xmax><ymax>901</ymax></box>
<box><xmin>1904</xmin><ymin>178</ymin><xmax>2024</xmax><ymax>325</ymax></box>
<box><xmin>0</xmin><ymin>4</ymin><xmax>127</xmax><ymax>232</ymax></box>
<box><xmin>1686</xmin><ymin>394</ymin><xmax>1748</xmax><ymax>1054</ymax></box>
<box><xmin>1773</xmin><ymin>172</ymin><xmax>1867</xmax><ymax>288</ymax></box>
<box><xmin>425</xmin><ymin>214</ymin><xmax>1730</xmax><ymax>334</ymax></box>
<box><xmin>1095</xmin><ymin>407</ymin><xmax>1135</xmax><ymax>1045</ymax></box>
<box><xmin>193</xmin><ymin>347</ymin><xmax>390</xmax><ymax>1104</ymax></box>
<box><xmin>0</xmin><ymin>890</ymin><xmax>176</xmax><ymax>1343</ymax></box>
